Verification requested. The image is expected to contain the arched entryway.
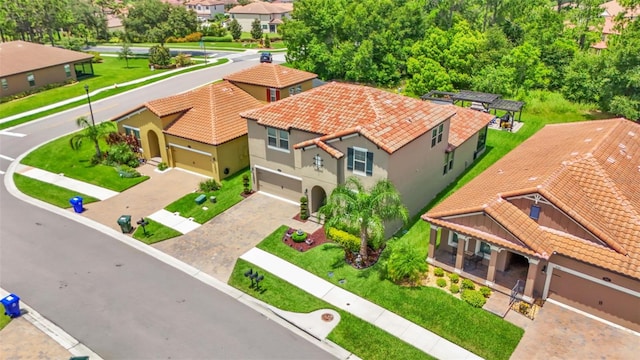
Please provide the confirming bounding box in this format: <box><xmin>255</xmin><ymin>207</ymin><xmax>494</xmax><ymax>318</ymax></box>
<box><xmin>310</xmin><ymin>186</ymin><xmax>327</xmax><ymax>214</ymax></box>
<box><xmin>147</xmin><ymin>130</ymin><xmax>161</xmax><ymax>158</ymax></box>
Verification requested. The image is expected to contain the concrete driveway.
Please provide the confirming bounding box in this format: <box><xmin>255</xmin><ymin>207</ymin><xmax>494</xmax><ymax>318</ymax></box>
<box><xmin>80</xmin><ymin>165</ymin><xmax>205</xmax><ymax>232</ymax></box>
<box><xmin>152</xmin><ymin>192</ymin><xmax>322</xmax><ymax>282</ymax></box>
<box><xmin>511</xmin><ymin>301</ymin><xmax>639</xmax><ymax>359</ymax></box>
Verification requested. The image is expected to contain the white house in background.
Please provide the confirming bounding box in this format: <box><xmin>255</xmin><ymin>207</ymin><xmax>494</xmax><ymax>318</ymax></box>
<box><xmin>185</xmin><ymin>0</ymin><xmax>226</xmax><ymax>20</ymax></box>
<box><xmin>228</xmin><ymin>1</ymin><xmax>293</xmax><ymax>33</ymax></box>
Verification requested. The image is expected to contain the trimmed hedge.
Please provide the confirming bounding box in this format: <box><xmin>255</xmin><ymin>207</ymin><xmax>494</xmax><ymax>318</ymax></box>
<box><xmin>450</xmin><ymin>284</ymin><xmax>460</xmax><ymax>294</ymax></box>
<box><xmin>461</xmin><ymin>278</ymin><xmax>475</xmax><ymax>290</ymax></box>
<box><xmin>461</xmin><ymin>289</ymin><xmax>487</xmax><ymax>308</ymax></box>
<box><xmin>202</xmin><ymin>35</ymin><xmax>233</xmax><ymax>42</ymax></box>
<box><xmin>433</xmin><ymin>267</ymin><xmax>445</xmax><ymax>277</ymax></box>
<box><xmin>436</xmin><ymin>278</ymin><xmax>447</xmax><ymax>288</ymax></box>
<box><xmin>448</xmin><ymin>272</ymin><xmax>460</xmax><ymax>284</ymax></box>
<box><xmin>327</xmin><ymin>227</ymin><xmax>360</xmax><ymax>253</ymax></box>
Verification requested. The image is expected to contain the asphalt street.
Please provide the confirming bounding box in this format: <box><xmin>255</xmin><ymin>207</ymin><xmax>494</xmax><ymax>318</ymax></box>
<box><xmin>0</xmin><ymin>56</ymin><xmax>335</xmax><ymax>359</ymax></box>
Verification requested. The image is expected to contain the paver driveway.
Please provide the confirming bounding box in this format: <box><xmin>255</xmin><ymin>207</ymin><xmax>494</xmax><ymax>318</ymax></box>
<box><xmin>152</xmin><ymin>192</ymin><xmax>322</xmax><ymax>282</ymax></box>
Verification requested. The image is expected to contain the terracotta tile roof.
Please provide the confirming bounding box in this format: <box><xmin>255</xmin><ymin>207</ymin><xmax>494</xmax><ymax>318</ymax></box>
<box><xmin>424</xmin><ymin>118</ymin><xmax>640</xmax><ymax>279</ymax></box>
<box><xmin>601</xmin><ymin>0</ymin><xmax>640</xmax><ymax>18</ymax></box>
<box><xmin>448</xmin><ymin>107</ymin><xmax>495</xmax><ymax>147</ymax></box>
<box><xmin>223</xmin><ymin>63</ymin><xmax>317</xmax><ymax>89</ymax></box>
<box><xmin>228</xmin><ymin>1</ymin><xmax>292</xmax><ymax>14</ymax></box>
<box><xmin>0</xmin><ymin>41</ymin><xmax>93</xmax><ymax>77</ymax></box>
<box><xmin>145</xmin><ymin>81</ymin><xmax>263</xmax><ymax>145</ymax></box>
<box><xmin>241</xmin><ymin>82</ymin><xmax>459</xmax><ymax>154</ymax></box>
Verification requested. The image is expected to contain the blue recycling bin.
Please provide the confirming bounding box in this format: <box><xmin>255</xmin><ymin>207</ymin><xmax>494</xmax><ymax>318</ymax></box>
<box><xmin>1</xmin><ymin>293</ymin><xmax>21</xmax><ymax>318</ymax></box>
<box><xmin>69</xmin><ymin>196</ymin><xmax>84</xmax><ymax>213</ymax></box>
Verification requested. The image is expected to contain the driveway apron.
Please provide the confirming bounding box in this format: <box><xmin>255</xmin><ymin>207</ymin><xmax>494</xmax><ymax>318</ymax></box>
<box><xmin>153</xmin><ymin>192</ymin><xmax>321</xmax><ymax>282</ymax></box>
<box><xmin>80</xmin><ymin>166</ymin><xmax>204</xmax><ymax>232</ymax></box>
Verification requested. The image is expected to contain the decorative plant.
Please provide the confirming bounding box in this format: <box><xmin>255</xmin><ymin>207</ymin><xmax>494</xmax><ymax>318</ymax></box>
<box><xmin>385</xmin><ymin>241</ymin><xmax>427</xmax><ymax>285</ymax></box>
<box><xmin>448</xmin><ymin>273</ymin><xmax>460</xmax><ymax>284</ymax></box>
<box><xmin>436</xmin><ymin>278</ymin><xmax>447</xmax><ymax>288</ymax></box>
<box><xmin>434</xmin><ymin>267</ymin><xmax>445</xmax><ymax>277</ymax></box>
<box><xmin>461</xmin><ymin>289</ymin><xmax>487</xmax><ymax>308</ymax></box>
<box><xmin>450</xmin><ymin>284</ymin><xmax>460</xmax><ymax>294</ymax></box>
<box><xmin>461</xmin><ymin>278</ymin><xmax>475</xmax><ymax>290</ymax></box>
<box><xmin>242</xmin><ymin>174</ymin><xmax>251</xmax><ymax>194</ymax></box>
<box><xmin>291</xmin><ymin>229</ymin><xmax>308</xmax><ymax>243</ymax></box>
<box><xmin>479</xmin><ymin>286</ymin><xmax>492</xmax><ymax>298</ymax></box>
<box><xmin>199</xmin><ymin>178</ymin><xmax>220</xmax><ymax>192</ymax></box>
<box><xmin>300</xmin><ymin>196</ymin><xmax>309</xmax><ymax>220</ymax></box>
<box><xmin>158</xmin><ymin>162</ymin><xmax>168</xmax><ymax>171</ymax></box>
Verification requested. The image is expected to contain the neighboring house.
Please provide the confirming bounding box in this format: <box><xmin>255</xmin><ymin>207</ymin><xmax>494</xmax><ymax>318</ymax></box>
<box><xmin>228</xmin><ymin>1</ymin><xmax>293</xmax><ymax>33</ymax></box>
<box><xmin>111</xmin><ymin>81</ymin><xmax>263</xmax><ymax>181</ymax></box>
<box><xmin>185</xmin><ymin>0</ymin><xmax>226</xmax><ymax>20</ymax></box>
<box><xmin>422</xmin><ymin>118</ymin><xmax>640</xmax><ymax>332</ymax></box>
<box><xmin>223</xmin><ymin>63</ymin><xmax>317</xmax><ymax>103</ymax></box>
<box><xmin>240</xmin><ymin>82</ymin><xmax>494</xmax><ymax>223</ymax></box>
<box><xmin>0</xmin><ymin>41</ymin><xmax>94</xmax><ymax>97</ymax></box>
<box><xmin>592</xmin><ymin>0</ymin><xmax>639</xmax><ymax>50</ymax></box>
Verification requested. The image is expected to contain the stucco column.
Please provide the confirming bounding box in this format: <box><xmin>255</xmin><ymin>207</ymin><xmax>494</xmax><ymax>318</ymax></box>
<box><xmin>523</xmin><ymin>258</ymin><xmax>540</xmax><ymax>303</ymax></box>
<box><xmin>486</xmin><ymin>245</ymin><xmax>500</xmax><ymax>286</ymax></box>
<box><xmin>454</xmin><ymin>237</ymin><xmax>466</xmax><ymax>274</ymax></box>
<box><xmin>426</xmin><ymin>225</ymin><xmax>438</xmax><ymax>264</ymax></box>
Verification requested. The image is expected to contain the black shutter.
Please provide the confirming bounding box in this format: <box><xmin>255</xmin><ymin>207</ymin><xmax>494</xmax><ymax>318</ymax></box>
<box><xmin>347</xmin><ymin>147</ymin><xmax>354</xmax><ymax>170</ymax></box>
<box><xmin>366</xmin><ymin>151</ymin><xmax>373</xmax><ymax>176</ymax></box>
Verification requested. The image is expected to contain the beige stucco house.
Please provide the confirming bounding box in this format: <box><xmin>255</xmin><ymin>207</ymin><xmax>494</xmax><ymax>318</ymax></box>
<box><xmin>0</xmin><ymin>41</ymin><xmax>94</xmax><ymax>97</ymax></box>
<box><xmin>228</xmin><ymin>1</ymin><xmax>293</xmax><ymax>33</ymax></box>
<box><xmin>111</xmin><ymin>81</ymin><xmax>263</xmax><ymax>181</ymax></box>
<box><xmin>423</xmin><ymin>118</ymin><xmax>640</xmax><ymax>332</ymax></box>
<box><xmin>223</xmin><ymin>63</ymin><xmax>317</xmax><ymax>103</ymax></box>
<box><xmin>240</xmin><ymin>82</ymin><xmax>494</xmax><ymax>222</ymax></box>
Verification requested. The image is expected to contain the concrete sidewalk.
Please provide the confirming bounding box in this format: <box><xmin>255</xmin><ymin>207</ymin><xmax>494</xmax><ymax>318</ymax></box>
<box><xmin>16</xmin><ymin>164</ymin><xmax>119</xmax><ymax>200</ymax></box>
<box><xmin>241</xmin><ymin>248</ymin><xmax>482</xmax><ymax>360</ymax></box>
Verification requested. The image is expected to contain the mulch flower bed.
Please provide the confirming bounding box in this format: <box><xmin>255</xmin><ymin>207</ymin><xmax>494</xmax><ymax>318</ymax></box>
<box><xmin>282</xmin><ymin>227</ymin><xmax>331</xmax><ymax>252</ymax></box>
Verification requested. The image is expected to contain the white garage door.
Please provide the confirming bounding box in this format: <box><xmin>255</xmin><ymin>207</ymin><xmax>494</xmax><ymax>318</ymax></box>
<box><xmin>256</xmin><ymin>168</ymin><xmax>302</xmax><ymax>202</ymax></box>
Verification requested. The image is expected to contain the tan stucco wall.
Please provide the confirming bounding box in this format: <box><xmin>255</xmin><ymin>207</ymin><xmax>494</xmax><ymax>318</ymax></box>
<box><xmin>1</xmin><ymin>64</ymin><xmax>77</xmax><ymax>97</ymax></box>
<box><xmin>165</xmin><ymin>134</ymin><xmax>216</xmax><ymax>178</ymax></box>
<box><xmin>233</xmin><ymin>13</ymin><xmax>273</xmax><ymax>33</ymax></box>
<box><xmin>116</xmin><ymin>109</ymin><xmax>169</xmax><ymax>161</ymax></box>
<box><xmin>216</xmin><ymin>136</ymin><xmax>250</xmax><ymax>180</ymax></box>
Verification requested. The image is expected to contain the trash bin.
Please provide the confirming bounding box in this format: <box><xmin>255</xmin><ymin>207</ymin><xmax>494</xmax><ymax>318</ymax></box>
<box><xmin>117</xmin><ymin>215</ymin><xmax>133</xmax><ymax>233</ymax></box>
<box><xmin>69</xmin><ymin>196</ymin><xmax>83</xmax><ymax>213</ymax></box>
<box><xmin>1</xmin><ymin>293</ymin><xmax>21</xmax><ymax>318</ymax></box>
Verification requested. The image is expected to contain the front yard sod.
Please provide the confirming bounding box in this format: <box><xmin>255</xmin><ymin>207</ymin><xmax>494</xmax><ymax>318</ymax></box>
<box><xmin>13</xmin><ymin>174</ymin><xmax>99</xmax><ymax>208</ymax></box>
<box><xmin>229</xmin><ymin>259</ymin><xmax>434</xmax><ymax>360</ymax></box>
<box><xmin>132</xmin><ymin>219</ymin><xmax>181</xmax><ymax>244</ymax></box>
<box><xmin>165</xmin><ymin>169</ymin><xmax>249</xmax><ymax>224</ymax></box>
<box><xmin>257</xmin><ymin>226</ymin><xmax>523</xmax><ymax>360</ymax></box>
<box><xmin>21</xmin><ymin>133</ymin><xmax>148</xmax><ymax>192</ymax></box>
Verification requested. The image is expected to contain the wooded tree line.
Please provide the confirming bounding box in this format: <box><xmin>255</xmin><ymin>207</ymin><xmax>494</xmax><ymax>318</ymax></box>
<box><xmin>282</xmin><ymin>0</ymin><xmax>640</xmax><ymax>120</ymax></box>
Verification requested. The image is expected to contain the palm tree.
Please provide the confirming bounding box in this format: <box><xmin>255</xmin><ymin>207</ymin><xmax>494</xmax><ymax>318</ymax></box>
<box><xmin>69</xmin><ymin>116</ymin><xmax>116</xmax><ymax>160</ymax></box>
<box><xmin>319</xmin><ymin>177</ymin><xmax>409</xmax><ymax>261</ymax></box>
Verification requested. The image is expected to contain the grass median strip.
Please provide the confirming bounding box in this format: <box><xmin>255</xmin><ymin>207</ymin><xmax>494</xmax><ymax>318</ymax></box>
<box><xmin>13</xmin><ymin>174</ymin><xmax>99</xmax><ymax>208</ymax></box>
<box><xmin>229</xmin><ymin>258</ymin><xmax>435</xmax><ymax>360</ymax></box>
<box><xmin>132</xmin><ymin>219</ymin><xmax>181</xmax><ymax>244</ymax></box>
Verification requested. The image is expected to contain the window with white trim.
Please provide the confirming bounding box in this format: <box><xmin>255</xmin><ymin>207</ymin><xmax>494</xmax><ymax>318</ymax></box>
<box><xmin>443</xmin><ymin>151</ymin><xmax>454</xmax><ymax>175</ymax></box>
<box><xmin>27</xmin><ymin>73</ymin><xmax>35</xmax><ymax>87</ymax></box>
<box><xmin>269</xmin><ymin>88</ymin><xmax>277</xmax><ymax>102</ymax></box>
<box><xmin>267</xmin><ymin>127</ymin><xmax>289</xmax><ymax>151</ymax></box>
<box><xmin>448</xmin><ymin>232</ymin><xmax>459</xmax><ymax>247</ymax></box>
<box><xmin>296</xmin><ymin>85</ymin><xmax>302</xmax><ymax>94</ymax></box>
<box><xmin>1</xmin><ymin>78</ymin><xmax>7</xmax><ymax>90</ymax></box>
<box><xmin>476</xmin><ymin>241</ymin><xmax>491</xmax><ymax>258</ymax></box>
<box><xmin>289</xmin><ymin>87</ymin><xmax>295</xmax><ymax>96</ymax></box>
<box><xmin>124</xmin><ymin>126</ymin><xmax>141</xmax><ymax>141</ymax></box>
<box><xmin>64</xmin><ymin>64</ymin><xmax>71</xmax><ymax>78</ymax></box>
<box><xmin>347</xmin><ymin>147</ymin><xmax>373</xmax><ymax>176</ymax></box>
<box><xmin>431</xmin><ymin>123</ymin><xmax>444</xmax><ymax>147</ymax></box>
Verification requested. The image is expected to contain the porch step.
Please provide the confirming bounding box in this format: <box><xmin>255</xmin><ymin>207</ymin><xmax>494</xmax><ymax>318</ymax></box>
<box><xmin>145</xmin><ymin>157</ymin><xmax>162</xmax><ymax>167</ymax></box>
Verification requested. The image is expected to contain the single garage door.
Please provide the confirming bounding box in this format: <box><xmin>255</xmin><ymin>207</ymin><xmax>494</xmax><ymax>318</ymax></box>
<box><xmin>549</xmin><ymin>268</ymin><xmax>639</xmax><ymax>328</ymax></box>
<box><xmin>256</xmin><ymin>168</ymin><xmax>302</xmax><ymax>202</ymax></box>
<box><xmin>172</xmin><ymin>148</ymin><xmax>212</xmax><ymax>176</ymax></box>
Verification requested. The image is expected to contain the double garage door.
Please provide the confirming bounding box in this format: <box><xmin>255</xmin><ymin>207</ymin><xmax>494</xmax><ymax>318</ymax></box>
<box><xmin>549</xmin><ymin>268</ymin><xmax>639</xmax><ymax>328</ymax></box>
<box><xmin>255</xmin><ymin>168</ymin><xmax>302</xmax><ymax>202</ymax></box>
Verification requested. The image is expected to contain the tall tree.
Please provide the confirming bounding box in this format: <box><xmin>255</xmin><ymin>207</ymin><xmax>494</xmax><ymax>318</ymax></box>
<box><xmin>118</xmin><ymin>42</ymin><xmax>134</xmax><ymax>68</ymax></box>
<box><xmin>123</xmin><ymin>0</ymin><xmax>197</xmax><ymax>44</ymax></box>
<box><xmin>69</xmin><ymin>116</ymin><xmax>116</xmax><ymax>160</ymax></box>
<box><xmin>250</xmin><ymin>18</ymin><xmax>263</xmax><ymax>41</ymax></box>
<box><xmin>319</xmin><ymin>177</ymin><xmax>408</xmax><ymax>261</ymax></box>
<box><xmin>228</xmin><ymin>19</ymin><xmax>242</xmax><ymax>41</ymax></box>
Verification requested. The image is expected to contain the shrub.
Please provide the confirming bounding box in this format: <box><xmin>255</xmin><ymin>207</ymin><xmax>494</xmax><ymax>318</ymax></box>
<box><xmin>433</xmin><ymin>267</ymin><xmax>445</xmax><ymax>277</ymax></box>
<box><xmin>461</xmin><ymin>289</ymin><xmax>487</xmax><ymax>308</ymax></box>
<box><xmin>264</xmin><ymin>34</ymin><xmax>271</xmax><ymax>48</ymax></box>
<box><xmin>479</xmin><ymin>286</ymin><xmax>492</xmax><ymax>298</ymax></box>
<box><xmin>105</xmin><ymin>143</ymin><xmax>139</xmax><ymax>168</ymax></box>
<box><xmin>299</xmin><ymin>196</ymin><xmax>309</xmax><ymax>220</ymax></box>
<box><xmin>87</xmin><ymin>51</ymin><xmax>103</xmax><ymax>63</ymax></box>
<box><xmin>436</xmin><ymin>278</ymin><xmax>447</xmax><ymax>288</ymax></box>
<box><xmin>202</xmin><ymin>35</ymin><xmax>233</xmax><ymax>42</ymax></box>
<box><xmin>173</xmin><ymin>53</ymin><xmax>193</xmax><ymax>67</ymax></box>
<box><xmin>450</xmin><ymin>284</ymin><xmax>460</xmax><ymax>294</ymax></box>
<box><xmin>116</xmin><ymin>165</ymin><xmax>141</xmax><ymax>178</ymax></box>
<box><xmin>158</xmin><ymin>162</ymin><xmax>168</xmax><ymax>171</ymax></box>
<box><xmin>242</xmin><ymin>174</ymin><xmax>251</xmax><ymax>194</ymax></box>
<box><xmin>149</xmin><ymin>45</ymin><xmax>171</xmax><ymax>66</ymax></box>
<box><xmin>448</xmin><ymin>273</ymin><xmax>460</xmax><ymax>284</ymax></box>
<box><xmin>291</xmin><ymin>229</ymin><xmax>308</xmax><ymax>243</ymax></box>
<box><xmin>385</xmin><ymin>241</ymin><xmax>427</xmax><ymax>285</ymax></box>
<box><xmin>199</xmin><ymin>178</ymin><xmax>220</xmax><ymax>192</ymax></box>
<box><xmin>461</xmin><ymin>278</ymin><xmax>475</xmax><ymax>290</ymax></box>
<box><xmin>185</xmin><ymin>32</ymin><xmax>203</xmax><ymax>42</ymax></box>
<box><xmin>518</xmin><ymin>302</ymin><xmax>531</xmax><ymax>315</ymax></box>
<box><xmin>327</xmin><ymin>227</ymin><xmax>360</xmax><ymax>253</ymax></box>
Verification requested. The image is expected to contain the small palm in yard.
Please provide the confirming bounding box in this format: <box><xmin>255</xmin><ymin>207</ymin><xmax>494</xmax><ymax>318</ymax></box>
<box><xmin>319</xmin><ymin>176</ymin><xmax>409</xmax><ymax>262</ymax></box>
<box><xmin>69</xmin><ymin>116</ymin><xmax>116</xmax><ymax>161</ymax></box>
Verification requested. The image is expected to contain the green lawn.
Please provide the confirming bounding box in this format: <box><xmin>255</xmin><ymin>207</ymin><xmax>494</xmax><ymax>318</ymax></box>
<box><xmin>13</xmin><ymin>174</ymin><xmax>99</xmax><ymax>208</ymax></box>
<box><xmin>132</xmin><ymin>219</ymin><xmax>181</xmax><ymax>244</ymax></box>
<box><xmin>256</xmin><ymin>226</ymin><xmax>523</xmax><ymax>360</ymax></box>
<box><xmin>0</xmin><ymin>58</ymin><xmax>228</xmax><ymax>129</ymax></box>
<box><xmin>165</xmin><ymin>169</ymin><xmax>248</xmax><ymax>224</ymax></box>
<box><xmin>100</xmin><ymin>40</ymin><xmax>287</xmax><ymax>51</ymax></box>
<box><xmin>229</xmin><ymin>259</ymin><xmax>435</xmax><ymax>360</ymax></box>
<box><xmin>20</xmin><ymin>133</ymin><xmax>148</xmax><ymax>192</ymax></box>
<box><xmin>0</xmin><ymin>313</ymin><xmax>11</xmax><ymax>332</ymax></box>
